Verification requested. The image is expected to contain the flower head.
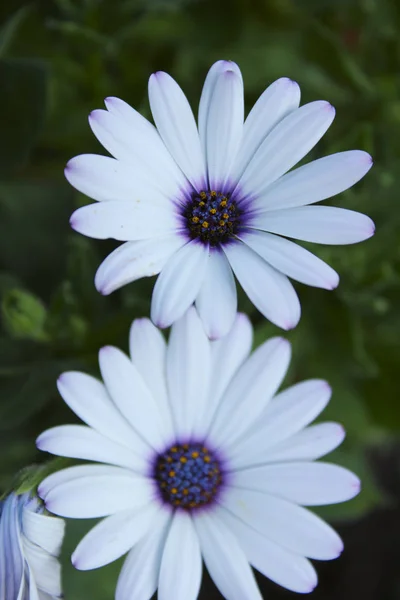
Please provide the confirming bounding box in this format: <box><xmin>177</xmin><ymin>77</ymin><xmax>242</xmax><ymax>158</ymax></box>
<box><xmin>37</xmin><ymin>309</ymin><xmax>359</xmax><ymax>599</ymax></box>
<box><xmin>67</xmin><ymin>60</ymin><xmax>374</xmax><ymax>338</ymax></box>
<box><xmin>0</xmin><ymin>492</ymin><xmax>65</xmax><ymax>599</ymax></box>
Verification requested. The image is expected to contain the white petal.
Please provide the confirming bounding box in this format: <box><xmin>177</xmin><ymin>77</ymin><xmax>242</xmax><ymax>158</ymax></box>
<box><xmin>37</xmin><ymin>425</ymin><xmax>145</xmax><ymax>472</ymax></box>
<box><xmin>262</xmin><ymin>422</ymin><xmax>345</xmax><ymax>463</ymax></box>
<box><xmin>217</xmin><ymin>505</ymin><xmax>317</xmax><ymax>594</ymax></box>
<box><xmin>65</xmin><ymin>154</ymin><xmax>175</xmax><ymax>206</ymax></box>
<box><xmin>223</xmin><ymin>241</ymin><xmax>301</xmax><ymax>330</ymax></box>
<box><xmin>253</xmin><ymin>206</ymin><xmax>375</xmax><ymax>245</ymax></box>
<box><xmin>40</xmin><ymin>467</ymin><xmax>151</xmax><ymax>518</ymax></box>
<box><xmin>252</xmin><ymin>150</ymin><xmax>373</xmax><ymax>211</ymax></box>
<box><xmin>223</xmin><ymin>488</ymin><xmax>343</xmax><ymax>559</ymax></box>
<box><xmin>240</xmin><ymin>229</ymin><xmax>339</xmax><ymax>289</ymax></box>
<box><xmin>198</xmin><ymin>61</ymin><xmax>242</xmax><ymax>160</ymax></box>
<box><xmin>151</xmin><ymin>240</ymin><xmax>208</xmax><ymax>328</ymax></box>
<box><xmin>204</xmin><ymin>67</ymin><xmax>244</xmax><ymax>188</ymax></box>
<box><xmin>65</xmin><ymin>154</ymin><xmax>166</xmax><ymax>206</ymax></box>
<box><xmin>210</xmin><ymin>337</ymin><xmax>291</xmax><ymax>448</ymax></box>
<box><xmin>167</xmin><ymin>306</ymin><xmax>211</xmax><ymax>438</ymax></box>
<box><xmin>129</xmin><ymin>318</ymin><xmax>173</xmax><ymax>432</ymax></box>
<box><xmin>89</xmin><ymin>105</ymin><xmax>185</xmax><ymax>196</ymax></box>
<box><xmin>95</xmin><ymin>235</ymin><xmax>185</xmax><ymax>295</ymax></box>
<box><xmin>201</xmin><ymin>313</ymin><xmax>253</xmax><ymax>432</ymax></box>
<box><xmin>72</xmin><ymin>504</ymin><xmax>157</xmax><ymax>570</ymax></box>
<box><xmin>159</xmin><ymin>513</ymin><xmax>202</xmax><ymax>600</ymax></box>
<box><xmin>195</xmin><ymin>248</ymin><xmax>237</xmax><ymax>339</ymax></box>
<box><xmin>104</xmin><ymin>96</ymin><xmax>187</xmax><ymax>193</ymax></box>
<box><xmin>234</xmin><ymin>77</ymin><xmax>301</xmax><ymax>179</ymax></box>
<box><xmin>148</xmin><ymin>71</ymin><xmax>206</xmax><ymax>188</ymax></box>
<box><xmin>0</xmin><ymin>494</ymin><xmax>24</xmax><ymax>600</ymax></box>
<box><xmin>230</xmin><ymin>379</ymin><xmax>332</xmax><ymax>469</ymax></box>
<box><xmin>56</xmin><ymin>371</ymin><xmax>148</xmax><ymax>455</ymax></box>
<box><xmin>70</xmin><ymin>200</ymin><xmax>179</xmax><ymax>242</ymax></box>
<box><xmin>38</xmin><ymin>464</ymin><xmax>117</xmax><ymax>498</ymax></box>
<box><xmin>210</xmin><ymin>313</ymin><xmax>253</xmax><ymax>402</ymax></box>
<box><xmin>195</xmin><ymin>511</ymin><xmax>262</xmax><ymax>600</ymax></box>
<box><xmin>99</xmin><ymin>346</ymin><xmax>169</xmax><ymax>449</ymax></box>
<box><xmin>22</xmin><ymin>504</ymin><xmax>65</xmax><ymax>557</ymax></box>
<box><xmin>232</xmin><ymin>461</ymin><xmax>360</xmax><ymax>506</ymax></box>
<box><xmin>116</xmin><ymin>511</ymin><xmax>171</xmax><ymax>600</ymax></box>
<box><xmin>239</xmin><ymin>101</ymin><xmax>335</xmax><ymax>197</ymax></box>
<box><xmin>22</xmin><ymin>539</ymin><xmax>62</xmax><ymax>597</ymax></box>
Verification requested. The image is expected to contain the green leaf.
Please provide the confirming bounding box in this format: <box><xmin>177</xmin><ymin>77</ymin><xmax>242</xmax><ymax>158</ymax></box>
<box><xmin>0</xmin><ymin>58</ymin><xmax>48</xmax><ymax>174</ymax></box>
<box><xmin>2</xmin><ymin>288</ymin><xmax>49</xmax><ymax>342</ymax></box>
<box><xmin>0</xmin><ymin>5</ymin><xmax>32</xmax><ymax>58</ymax></box>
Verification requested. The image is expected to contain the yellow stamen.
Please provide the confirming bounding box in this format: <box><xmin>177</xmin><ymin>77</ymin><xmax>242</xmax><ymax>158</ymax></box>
<box><xmin>192</xmin><ymin>216</ymin><xmax>199</xmax><ymax>223</ymax></box>
<box><xmin>202</xmin><ymin>221</ymin><xmax>209</xmax><ymax>229</ymax></box>
<box><xmin>209</xmin><ymin>208</ymin><xmax>217</xmax><ymax>214</ymax></box>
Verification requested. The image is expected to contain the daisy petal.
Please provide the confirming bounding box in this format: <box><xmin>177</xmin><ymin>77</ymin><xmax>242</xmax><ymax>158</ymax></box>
<box><xmin>195</xmin><ymin>512</ymin><xmax>262</xmax><ymax>600</ymax></box>
<box><xmin>253</xmin><ymin>150</ymin><xmax>373</xmax><ymax>211</ymax></box>
<box><xmin>239</xmin><ymin>101</ymin><xmax>335</xmax><ymax>197</ymax></box>
<box><xmin>232</xmin><ymin>462</ymin><xmax>360</xmax><ymax>505</ymax></box>
<box><xmin>116</xmin><ymin>512</ymin><xmax>171</xmax><ymax>600</ymax></box>
<box><xmin>151</xmin><ymin>240</ymin><xmax>208</xmax><ymax>329</ymax></box>
<box><xmin>129</xmin><ymin>318</ymin><xmax>172</xmax><ymax>431</ymax></box>
<box><xmin>72</xmin><ymin>504</ymin><xmax>157</xmax><ymax>570</ymax></box>
<box><xmin>234</xmin><ymin>77</ymin><xmax>301</xmax><ymax>179</ymax></box>
<box><xmin>262</xmin><ymin>422</ymin><xmax>345</xmax><ymax>462</ymax></box>
<box><xmin>56</xmin><ymin>371</ymin><xmax>148</xmax><ymax>455</ymax></box>
<box><xmin>195</xmin><ymin>248</ymin><xmax>237</xmax><ymax>339</ymax></box>
<box><xmin>198</xmin><ymin>60</ymin><xmax>242</xmax><ymax>164</ymax></box>
<box><xmin>40</xmin><ymin>466</ymin><xmax>151</xmax><ymax>518</ymax></box>
<box><xmin>159</xmin><ymin>513</ymin><xmax>202</xmax><ymax>600</ymax></box>
<box><xmin>208</xmin><ymin>313</ymin><xmax>253</xmax><ymax>415</ymax></box>
<box><xmin>37</xmin><ymin>425</ymin><xmax>145</xmax><ymax>472</ymax></box>
<box><xmin>65</xmin><ymin>154</ymin><xmax>165</xmax><ymax>204</ymax></box>
<box><xmin>22</xmin><ymin>505</ymin><xmax>65</xmax><ymax>556</ymax></box>
<box><xmin>204</xmin><ymin>67</ymin><xmax>244</xmax><ymax>189</ymax></box>
<box><xmin>149</xmin><ymin>71</ymin><xmax>206</xmax><ymax>188</ymax></box>
<box><xmin>223</xmin><ymin>241</ymin><xmax>301</xmax><ymax>330</ymax></box>
<box><xmin>167</xmin><ymin>307</ymin><xmax>210</xmax><ymax>438</ymax></box>
<box><xmin>211</xmin><ymin>337</ymin><xmax>291</xmax><ymax>448</ymax></box>
<box><xmin>254</xmin><ymin>206</ymin><xmax>375</xmax><ymax>245</ymax></box>
<box><xmin>94</xmin><ymin>235</ymin><xmax>185</xmax><ymax>295</ymax></box>
<box><xmin>230</xmin><ymin>380</ymin><xmax>332</xmax><ymax>468</ymax></box>
<box><xmin>99</xmin><ymin>346</ymin><xmax>169</xmax><ymax>449</ymax></box>
<box><xmin>223</xmin><ymin>488</ymin><xmax>343</xmax><ymax>560</ymax></box>
<box><xmin>89</xmin><ymin>107</ymin><xmax>185</xmax><ymax>196</ymax></box>
<box><xmin>70</xmin><ymin>200</ymin><xmax>179</xmax><ymax>242</ymax></box>
<box><xmin>217</xmin><ymin>505</ymin><xmax>317</xmax><ymax>594</ymax></box>
<box><xmin>22</xmin><ymin>539</ymin><xmax>62</xmax><ymax>597</ymax></box>
<box><xmin>240</xmin><ymin>229</ymin><xmax>339</xmax><ymax>289</ymax></box>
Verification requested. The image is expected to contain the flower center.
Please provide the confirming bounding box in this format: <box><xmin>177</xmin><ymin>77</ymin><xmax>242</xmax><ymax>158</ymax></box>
<box><xmin>183</xmin><ymin>190</ymin><xmax>242</xmax><ymax>246</ymax></box>
<box><xmin>153</xmin><ymin>442</ymin><xmax>223</xmax><ymax>510</ymax></box>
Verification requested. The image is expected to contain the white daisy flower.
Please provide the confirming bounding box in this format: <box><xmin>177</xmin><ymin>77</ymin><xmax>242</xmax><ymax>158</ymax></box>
<box><xmin>37</xmin><ymin>309</ymin><xmax>359</xmax><ymax>599</ymax></box>
<box><xmin>0</xmin><ymin>492</ymin><xmax>65</xmax><ymax>599</ymax></box>
<box><xmin>67</xmin><ymin>60</ymin><xmax>374</xmax><ymax>338</ymax></box>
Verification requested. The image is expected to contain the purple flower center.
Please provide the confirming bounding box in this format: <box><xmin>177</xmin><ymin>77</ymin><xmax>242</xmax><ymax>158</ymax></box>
<box><xmin>153</xmin><ymin>442</ymin><xmax>223</xmax><ymax>509</ymax></box>
<box><xmin>183</xmin><ymin>190</ymin><xmax>242</xmax><ymax>246</ymax></box>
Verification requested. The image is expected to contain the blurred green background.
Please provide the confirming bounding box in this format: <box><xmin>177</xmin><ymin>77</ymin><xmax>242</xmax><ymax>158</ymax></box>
<box><xmin>0</xmin><ymin>0</ymin><xmax>399</xmax><ymax>598</ymax></box>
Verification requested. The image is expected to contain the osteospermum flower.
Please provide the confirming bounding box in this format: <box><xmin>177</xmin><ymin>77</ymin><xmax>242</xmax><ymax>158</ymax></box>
<box><xmin>0</xmin><ymin>492</ymin><xmax>65</xmax><ymax>599</ymax></box>
<box><xmin>66</xmin><ymin>60</ymin><xmax>374</xmax><ymax>338</ymax></box>
<box><xmin>37</xmin><ymin>309</ymin><xmax>359</xmax><ymax>599</ymax></box>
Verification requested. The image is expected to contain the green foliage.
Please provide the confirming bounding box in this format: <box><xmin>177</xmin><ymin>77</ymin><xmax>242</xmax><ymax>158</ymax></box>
<box><xmin>0</xmin><ymin>0</ymin><xmax>399</xmax><ymax>597</ymax></box>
